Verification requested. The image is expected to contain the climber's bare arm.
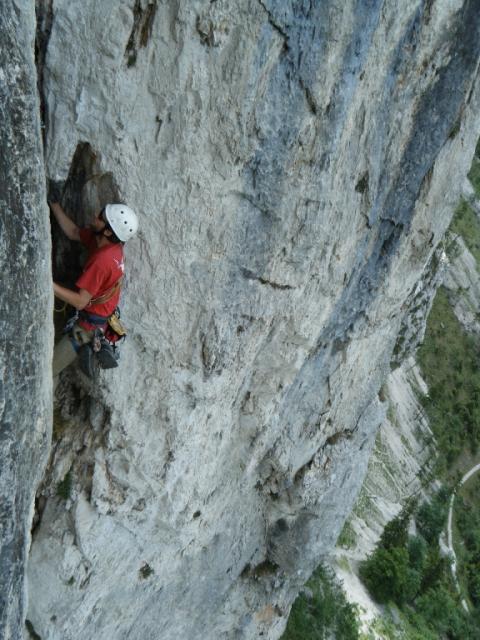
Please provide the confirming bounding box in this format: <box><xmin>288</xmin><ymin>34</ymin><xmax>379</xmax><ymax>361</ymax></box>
<box><xmin>49</xmin><ymin>202</ymin><xmax>80</xmax><ymax>241</ymax></box>
<box><xmin>53</xmin><ymin>283</ymin><xmax>92</xmax><ymax>310</ymax></box>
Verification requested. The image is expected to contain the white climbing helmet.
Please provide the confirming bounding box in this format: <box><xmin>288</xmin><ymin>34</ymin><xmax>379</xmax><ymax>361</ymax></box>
<box><xmin>104</xmin><ymin>204</ymin><xmax>139</xmax><ymax>242</ymax></box>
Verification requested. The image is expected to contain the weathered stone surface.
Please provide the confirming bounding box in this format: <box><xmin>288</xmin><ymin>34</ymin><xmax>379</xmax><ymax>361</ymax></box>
<box><xmin>332</xmin><ymin>167</ymin><xmax>480</xmax><ymax>631</ymax></box>
<box><xmin>0</xmin><ymin>1</ymin><xmax>52</xmax><ymax>637</ymax></box>
<box><xmin>443</xmin><ymin>179</ymin><xmax>480</xmax><ymax>333</ymax></box>
<box><xmin>332</xmin><ymin>357</ymin><xmax>435</xmax><ymax>630</ymax></box>
<box><xmin>23</xmin><ymin>0</ymin><xmax>480</xmax><ymax>639</ymax></box>
<box><xmin>390</xmin><ymin>245</ymin><xmax>448</xmax><ymax>368</ymax></box>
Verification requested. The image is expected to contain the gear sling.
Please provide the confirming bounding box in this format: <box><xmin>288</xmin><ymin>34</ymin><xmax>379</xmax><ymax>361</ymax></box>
<box><xmin>72</xmin><ymin>278</ymin><xmax>128</xmax><ymax>377</ymax></box>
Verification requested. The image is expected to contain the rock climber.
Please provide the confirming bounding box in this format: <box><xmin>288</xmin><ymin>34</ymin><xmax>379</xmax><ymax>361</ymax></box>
<box><xmin>51</xmin><ymin>202</ymin><xmax>138</xmax><ymax>381</ymax></box>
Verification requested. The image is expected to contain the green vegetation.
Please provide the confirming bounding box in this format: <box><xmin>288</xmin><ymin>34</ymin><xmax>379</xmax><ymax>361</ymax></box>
<box><xmin>283</xmin><ymin>146</ymin><xmax>480</xmax><ymax>639</ymax></box>
<box><xmin>57</xmin><ymin>471</ymin><xmax>72</xmax><ymax>500</ymax></box>
<box><xmin>456</xmin><ymin>475</ymin><xmax>480</xmax><ymax>608</ymax></box>
<box><xmin>468</xmin><ymin>156</ymin><xmax>480</xmax><ymax>198</ymax></box>
<box><xmin>359</xmin><ymin>502</ymin><xmax>479</xmax><ymax>639</ymax></box>
<box><xmin>357</xmin><ymin>148</ymin><xmax>480</xmax><ymax>637</ymax></box>
<box><xmin>281</xmin><ymin>565</ymin><xmax>360</xmax><ymax>640</ymax></box>
<box><xmin>449</xmin><ymin>198</ymin><xmax>480</xmax><ymax>264</ymax></box>
<box><xmin>360</xmin><ymin>507</ymin><xmax>421</xmax><ymax>607</ymax></box>
<box><xmin>362</xmin><ymin>608</ymin><xmax>438</xmax><ymax>640</ymax></box>
<box><xmin>337</xmin><ymin>520</ymin><xmax>357</xmax><ymax>550</ymax></box>
<box><xmin>379</xmin><ymin>503</ymin><xmax>413</xmax><ymax>549</ymax></box>
<box><xmin>444</xmin><ymin>229</ymin><xmax>462</xmax><ymax>262</ymax></box>
<box><xmin>139</xmin><ymin>563</ymin><xmax>154</xmax><ymax>579</ymax></box>
<box><xmin>25</xmin><ymin>620</ymin><xmax>42</xmax><ymax>640</ymax></box>
<box><xmin>360</xmin><ymin>546</ymin><xmax>418</xmax><ymax>605</ymax></box>
<box><xmin>416</xmin><ymin>487</ymin><xmax>449</xmax><ymax>543</ymax></box>
<box><xmin>395</xmin><ymin>190</ymin><xmax>480</xmax><ymax>636</ymax></box>
<box><xmin>417</xmin><ymin>286</ymin><xmax>480</xmax><ymax>468</ymax></box>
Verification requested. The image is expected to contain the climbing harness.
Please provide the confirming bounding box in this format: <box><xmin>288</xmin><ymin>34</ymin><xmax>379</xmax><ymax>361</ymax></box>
<box><xmin>56</xmin><ymin>274</ymin><xmax>128</xmax><ymax>379</ymax></box>
<box><xmin>85</xmin><ymin>277</ymin><xmax>123</xmax><ymax>309</ymax></box>
<box><xmin>61</xmin><ymin>304</ymin><xmax>127</xmax><ymax>379</ymax></box>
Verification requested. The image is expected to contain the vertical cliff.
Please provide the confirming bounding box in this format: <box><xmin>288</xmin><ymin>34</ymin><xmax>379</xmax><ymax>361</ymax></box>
<box><xmin>2</xmin><ymin>1</ymin><xmax>479</xmax><ymax>639</ymax></box>
<box><xmin>0</xmin><ymin>2</ymin><xmax>52</xmax><ymax>638</ymax></box>
<box><xmin>331</xmin><ymin>167</ymin><xmax>480</xmax><ymax>635</ymax></box>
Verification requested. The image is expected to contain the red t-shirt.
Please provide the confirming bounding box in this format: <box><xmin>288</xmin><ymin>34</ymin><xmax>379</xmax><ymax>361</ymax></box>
<box><xmin>76</xmin><ymin>228</ymin><xmax>124</xmax><ymax>317</ymax></box>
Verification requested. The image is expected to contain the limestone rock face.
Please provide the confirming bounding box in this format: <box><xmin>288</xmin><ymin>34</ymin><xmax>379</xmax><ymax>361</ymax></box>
<box><xmin>332</xmin><ymin>357</ymin><xmax>435</xmax><ymax>629</ymax></box>
<box><xmin>0</xmin><ymin>2</ymin><xmax>52</xmax><ymax>638</ymax></box>
<box><xmin>331</xmin><ymin>169</ymin><xmax>480</xmax><ymax>630</ymax></box>
<box><xmin>22</xmin><ymin>1</ymin><xmax>480</xmax><ymax>639</ymax></box>
<box><xmin>444</xmin><ymin>180</ymin><xmax>480</xmax><ymax>334</ymax></box>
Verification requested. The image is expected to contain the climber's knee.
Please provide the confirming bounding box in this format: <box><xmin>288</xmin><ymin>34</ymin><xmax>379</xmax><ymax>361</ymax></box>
<box><xmin>52</xmin><ymin>334</ymin><xmax>78</xmax><ymax>378</ymax></box>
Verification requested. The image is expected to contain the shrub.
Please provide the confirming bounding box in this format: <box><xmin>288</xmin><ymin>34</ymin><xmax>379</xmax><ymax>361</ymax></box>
<box><xmin>360</xmin><ymin>546</ymin><xmax>420</xmax><ymax>605</ymax></box>
<box><xmin>420</xmin><ymin>545</ymin><xmax>449</xmax><ymax>593</ymax></box>
<box><xmin>139</xmin><ymin>563</ymin><xmax>154</xmax><ymax>579</ymax></box>
<box><xmin>379</xmin><ymin>509</ymin><xmax>410</xmax><ymax>550</ymax></box>
<box><xmin>378</xmin><ymin>500</ymin><xmax>416</xmax><ymax>549</ymax></box>
<box><xmin>337</xmin><ymin>521</ymin><xmax>357</xmax><ymax>549</ymax></box>
<box><xmin>408</xmin><ymin>536</ymin><xmax>428</xmax><ymax>573</ymax></box>
<box><xmin>450</xmin><ymin>198</ymin><xmax>480</xmax><ymax>263</ymax></box>
<box><xmin>282</xmin><ymin>565</ymin><xmax>359</xmax><ymax>640</ymax></box>
<box><xmin>415</xmin><ymin>586</ymin><xmax>477</xmax><ymax>639</ymax></box>
<box><xmin>417</xmin><ymin>287</ymin><xmax>480</xmax><ymax>465</ymax></box>
<box><xmin>468</xmin><ymin>157</ymin><xmax>480</xmax><ymax>198</ymax></box>
<box><xmin>416</xmin><ymin>488</ymin><xmax>449</xmax><ymax>543</ymax></box>
<box><xmin>57</xmin><ymin>471</ymin><xmax>72</xmax><ymax>500</ymax></box>
<box><xmin>455</xmin><ymin>493</ymin><xmax>480</xmax><ymax>607</ymax></box>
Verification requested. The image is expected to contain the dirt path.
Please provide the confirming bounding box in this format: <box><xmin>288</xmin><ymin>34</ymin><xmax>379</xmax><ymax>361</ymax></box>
<box><xmin>446</xmin><ymin>462</ymin><xmax>480</xmax><ymax>613</ymax></box>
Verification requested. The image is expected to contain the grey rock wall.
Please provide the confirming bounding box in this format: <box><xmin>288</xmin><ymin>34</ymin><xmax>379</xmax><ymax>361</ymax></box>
<box><xmin>444</xmin><ymin>177</ymin><xmax>480</xmax><ymax>333</ymax></box>
<box><xmin>0</xmin><ymin>1</ymin><xmax>52</xmax><ymax>638</ymax></box>
<box><xmin>332</xmin><ymin>161</ymin><xmax>480</xmax><ymax>629</ymax></box>
<box><xmin>16</xmin><ymin>0</ymin><xmax>480</xmax><ymax>639</ymax></box>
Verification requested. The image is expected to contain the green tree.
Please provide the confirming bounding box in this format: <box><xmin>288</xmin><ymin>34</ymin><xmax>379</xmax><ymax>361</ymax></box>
<box><xmin>282</xmin><ymin>565</ymin><xmax>359</xmax><ymax>640</ymax></box>
<box><xmin>379</xmin><ymin>508</ymin><xmax>410</xmax><ymax>550</ymax></box>
<box><xmin>360</xmin><ymin>547</ymin><xmax>419</xmax><ymax>605</ymax></box>
<box><xmin>416</xmin><ymin>586</ymin><xmax>477</xmax><ymax>639</ymax></box>
<box><xmin>408</xmin><ymin>535</ymin><xmax>427</xmax><ymax>573</ymax></box>
<box><xmin>416</xmin><ymin>489</ymin><xmax>449</xmax><ymax>543</ymax></box>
